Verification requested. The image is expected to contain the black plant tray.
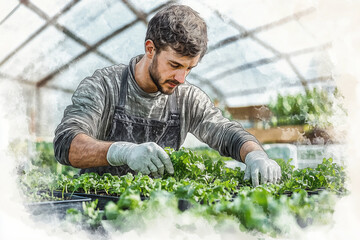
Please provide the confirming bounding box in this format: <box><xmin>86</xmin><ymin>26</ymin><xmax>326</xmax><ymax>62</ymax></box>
<box><xmin>72</xmin><ymin>192</ymin><xmax>120</xmax><ymax>210</ymax></box>
<box><xmin>26</xmin><ymin>191</ymin><xmax>91</xmax><ymax>219</ymax></box>
<box><xmin>281</xmin><ymin>187</ymin><xmax>327</xmax><ymax>197</ymax></box>
<box><xmin>178</xmin><ymin>198</ymin><xmax>193</xmax><ymax>211</ymax></box>
<box><xmin>71</xmin><ymin>191</ymin><xmax>190</xmax><ymax>211</ymax></box>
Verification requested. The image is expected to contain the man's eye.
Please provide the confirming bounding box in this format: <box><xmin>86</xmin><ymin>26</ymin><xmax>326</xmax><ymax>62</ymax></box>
<box><xmin>170</xmin><ymin>63</ymin><xmax>179</xmax><ymax>68</ymax></box>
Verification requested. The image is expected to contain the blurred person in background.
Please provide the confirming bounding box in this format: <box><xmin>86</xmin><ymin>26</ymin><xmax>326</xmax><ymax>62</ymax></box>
<box><xmin>54</xmin><ymin>4</ymin><xmax>280</xmax><ymax>187</ymax></box>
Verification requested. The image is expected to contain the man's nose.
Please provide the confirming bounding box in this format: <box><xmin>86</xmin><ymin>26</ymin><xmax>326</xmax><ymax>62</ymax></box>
<box><xmin>174</xmin><ymin>69</ymin><xmax>186</xmax><ymax>84</ymax></box>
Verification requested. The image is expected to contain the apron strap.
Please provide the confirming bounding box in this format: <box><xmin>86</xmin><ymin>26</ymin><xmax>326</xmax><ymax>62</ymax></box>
<box><xmin>119</xmin><ymin>66</ymin><xmax>129</xmax><ymax>107</ymax></box>
<box><xmin>168</xmin><ymin>87</ymin><xmax>179</xmax><ymax>119</ymax></box>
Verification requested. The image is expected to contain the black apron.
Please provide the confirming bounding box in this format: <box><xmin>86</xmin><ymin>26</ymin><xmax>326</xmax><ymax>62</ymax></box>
<box><xmin>80</xmin><ymin>66</ymin><xmax>181</xmax><ymax>176</ymax></box>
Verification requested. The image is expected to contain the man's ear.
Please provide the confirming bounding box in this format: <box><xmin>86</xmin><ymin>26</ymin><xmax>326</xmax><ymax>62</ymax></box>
<box><xmin>145</xmin><ymin>40</ymin><xmax>156</xmax><ymax>59</ymax></box>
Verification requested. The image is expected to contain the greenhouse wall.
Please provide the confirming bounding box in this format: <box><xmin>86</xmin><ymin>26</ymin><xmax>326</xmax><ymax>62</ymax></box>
<box><xmin>37</xmin><ymin>87</ymin><xmax>72</xmax><ymax>139</ymax></box>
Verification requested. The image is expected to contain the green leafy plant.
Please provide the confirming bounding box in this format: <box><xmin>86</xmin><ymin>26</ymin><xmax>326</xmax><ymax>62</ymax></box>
<box><xmin>20</xmin><ymin>147</ymin><xmax>348</xmax><ymax>237</ymax></box>
<box><xmin>268</xmin><ymin>88</ymin><xmax>341</xmax><ymax>127</ymax></box>
<box><xmin>66</xmin><ymin>199</ymin><xmax>103</xmax><ymax>228</ymax></box>
<box><xmin>30</xmin><ymin>141</ymin><xmax>78</xmax><ymax>177</ymax></box>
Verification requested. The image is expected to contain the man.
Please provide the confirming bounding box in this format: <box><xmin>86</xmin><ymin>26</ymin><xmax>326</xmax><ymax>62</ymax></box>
<box><xmin>54</xmin><ymin>4</ymin><xmax>281</xmax><ymax>187</ymax></box>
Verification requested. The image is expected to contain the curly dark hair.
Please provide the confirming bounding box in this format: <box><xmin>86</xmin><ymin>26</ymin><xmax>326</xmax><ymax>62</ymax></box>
<box><xmin>145</xmin><ymin>4</ymin><xmax>208</xmax><ymax>59</ymax></box>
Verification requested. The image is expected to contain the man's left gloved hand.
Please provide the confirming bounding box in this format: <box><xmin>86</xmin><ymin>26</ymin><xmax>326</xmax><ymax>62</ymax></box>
<box><xmin>243</xmin><ymin>150</ymin><xmax>282</xmax><ymax>187</ymax></box>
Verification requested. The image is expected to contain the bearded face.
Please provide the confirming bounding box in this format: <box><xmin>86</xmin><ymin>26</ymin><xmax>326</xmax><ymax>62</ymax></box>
<box><xmin>148</xmin><ymin>53</ymin><xmax>180</xmax><ymax>95</ymax></box>
<box><xmin>146</xmin><ymin>46</ymin><xmax>200</xmax><ymax>95</ymax></box>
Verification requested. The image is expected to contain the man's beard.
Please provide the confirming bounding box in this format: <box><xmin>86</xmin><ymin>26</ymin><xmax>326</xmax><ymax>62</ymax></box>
<box><xmin>149</xmin><ymin>55</ymin><xmax>164</xmax><ymax>93</ymax></box>
<box><xmin>148</xmin><ymin>54</ymin><xmax>179</xmax><ymax>95</ymax></box>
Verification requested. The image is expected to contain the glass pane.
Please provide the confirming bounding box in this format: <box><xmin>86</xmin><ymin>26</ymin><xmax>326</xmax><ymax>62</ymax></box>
<box><xmin>128</xmin><ymin>0</ymin><xmax>169</xmax><ymax>13</ymax></box>
<box><xmin>38</xmin><ymin>87</ymin><xmax>72</xmax><ymax>137</ymax></box>
<box><xmin>0</xmin><ymin>1</ymin><xmax>18</xmax><ymax>20</ymax></box>
<box><xmin>98</xmin><ymin>22</ymin><xmax>147</xmax><ymax>64</ymax></box>
<box><xmin>194</xmin><ymin>39</ymin><xmax>275</xmax><ymax>79</ymax></box>
<box><xmin>206</xmin><ymin>13</ymin><xmax>241</xmax><ymax>47</ymax></box>
<box><xmin>58</xmin><ymin>0</ymin><xmax>137</xmax><ymax>45</ymax></box>
<box><xmin>296</xmin><ymin>11</ymin><xmax>333</xmax><ymax>45</ymax></box>
<box><xmin>255</xmin><ymin>21</ymin><xmax>317</xmax><ymax>53</ymax></box>
<box><xmin>225</xmin><ymin>85</ymin><xmax>306</xmax><ymax>107</ymax></box>
<box><xmin>204</xmin><ymin>0</ymin><xmax>314</xmax><ymax>30</ymax></box>
<box><xmin>0</xmin><ymin>5</ymin><xmax>44</xmax><ymax>61</ymax></box>
<box><xmin>225</xmin><ymin>90</ymin><xmax>276</xmax><ymax>107</ymax></box>
<box><xmin>48</xmin><ymin>53</ymin><xmax>113</xmax><ymax>91</ymax></box>
<box><xmin>291</xmin><ymin>51</ymin><xmax>334</xmax><ymax>80</ymax></box>
<box><xmin>213</xmin><ymin>69</ymin><xmax>266</xmax><ymax>95</ymax></box>
<box><xmin>31</xmin><ymin>0</ymin><xmax>73</xmax><ymax>18</ymax></box>
<box><xmin>255</xmin><ymin>59</ymin><xmax>300</xmax><ymax>83</ymax></box>
<box><xmin>0</xmin><ymin>78</ymin><xmax>36</xmax><ymax>137</ymax></box>
<box><xmin>307</xmin><ymin>81</ymin><xmax>336</xmax><ymax>91</ymax></box>
<box><xmin>212</xmin><ymin>59</ymin><xmax>300</xmax><ymax>102</ymax></box>
<box><xmin>0</xmin><ymin>26</ymin><xmax>85</xmax><ymax>82</ymax></box>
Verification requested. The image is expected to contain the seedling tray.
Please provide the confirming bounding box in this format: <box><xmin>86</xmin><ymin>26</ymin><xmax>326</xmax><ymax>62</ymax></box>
<box><xmin>26</xmin><ymin>191</ymin><xmax>91</xmax><ymax>219</ymax></box>
<box><xmin>72</xmin><ymin>192</ymin><xmax>120</xmax><ymax>210</ymax></box>
<box><xmin>281</xmin><ymin>187</ymin><xmax>327</xmax><ymax>197</ymax></box>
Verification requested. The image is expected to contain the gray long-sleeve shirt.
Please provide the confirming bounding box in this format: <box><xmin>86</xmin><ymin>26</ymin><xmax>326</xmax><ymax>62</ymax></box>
<box><xmin>54</xmin><ymin>55</ymin><xmax>259</xmax><ymax>166</ymax></box>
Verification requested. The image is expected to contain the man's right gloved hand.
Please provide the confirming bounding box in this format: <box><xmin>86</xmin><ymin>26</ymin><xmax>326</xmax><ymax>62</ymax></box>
<box><xmin>106</xmin><ymin>142</ymin><xmax>174</xmax><ymax>178</ymax></box>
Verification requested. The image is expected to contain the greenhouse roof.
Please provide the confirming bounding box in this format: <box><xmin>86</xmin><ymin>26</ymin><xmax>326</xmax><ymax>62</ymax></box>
<box><xmin>0</xmin><ymin>0</ymin><xmax>335</xmax><ymax>108</ymax></box>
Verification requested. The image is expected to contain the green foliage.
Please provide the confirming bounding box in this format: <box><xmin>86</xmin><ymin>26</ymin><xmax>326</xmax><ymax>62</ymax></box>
<box><xmin>19</xmin><ymin>168</ymin><xmax>59</xmax><ymax>199</ymax></box>
<box><xmin>66</xmin><ymin>200</ymin><xmax>103</xmax><ymax>227</ymax></box>
<box><xmin>165</xmin><ymin>148</ymin><xmax>206</xmax><ymax>181</ymax></box>
<box><xmin>31</xmin><ymin>142</ymin><xmax>56</xmax><ymax>170</ymax></box>
<box><xmin>274</xmin><ymin>158</ymin><xmax>295</xmax><ymax>182</ymax></box>
<box><xmin>21</xmin><ymin>147</ymin><xmax>348</xmax><ymax>237</ymax></box>
<box><xmin>268</xmin><ymin>88</ymin><xmax>343</xmax><ymax>127</ymax></box>
<box><xmin>31</xmin><ymin>141</ymin><xmax>78</xmax><ymax>177</ymax></box>
<box><xmin>192</xmin><ymin>147</ymin><xmax>233</xmax><ymax>161</ymax></box>
<box><xmin>209</xmin><ymin>188</ymin><xmax>336</xmax><ymax>235</ymax></box>
<box><xmin>117</xmin><ymin>188</ymin><xmax>142</xmax><ymax>210</ymax></box>
<box><xmin>24</xmin><ymin>191</ymin><xmax>63</xmax><ymax>202</ymax></box>
<box><xmin>24</xmin><ymin>148</ymin><xmax>347</xmax><ymax>200</ymax></box>
<box><xmin>104</xmin><ymin>190</ymin><xmax>179</xmax><ymax>232</ymax></box>
<box><xmin>164</xmin><ymin>147</ymin><xmax>246</xmax><ymax>184</ymax></box>
<box><xmin>277</xmin><ymin>158</ymin><xmax>347</xmax><ymax>194</ymax></box>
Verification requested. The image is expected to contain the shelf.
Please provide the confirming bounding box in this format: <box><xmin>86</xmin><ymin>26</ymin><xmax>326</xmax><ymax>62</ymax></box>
<box><xmin>247</xmin><ymin>125</ymin><xmax>306</xmax><ymax>143</ymax></box>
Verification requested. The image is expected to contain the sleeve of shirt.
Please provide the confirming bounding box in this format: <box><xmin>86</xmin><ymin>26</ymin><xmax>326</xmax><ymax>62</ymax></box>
<box><xmin>53</xmin><ymin>69</ymin><xmax>111</xmax><ymax>166</ymax></box>
<box><xmin>185</xmin><ymin>86</ymin><xmax>260</xmax><ymax>162</ymax></box>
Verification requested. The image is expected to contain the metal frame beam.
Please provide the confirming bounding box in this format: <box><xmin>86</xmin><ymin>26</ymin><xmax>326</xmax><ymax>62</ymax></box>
<box><xmin>0</xmin><ymin>71</ymin><xmax>74</xmax><ymax>93</ymax></box>
<box><xmin>190</xmin><ymin>73</ymin><xmax>226</xmax><ymax>101</ymax></box>
<box><xmin>0</xmin><ymin>0</ymin><xmax>81</xmax><ymax>67</ymax></box>
<box><xmin>0</xmin><ymin>2</ymin><xmax>21</xmax><ymax>25</ymax></box>
<box><xmin>208</xmin><ymin>7</ymin><xmax>316</xmax><ymax>53</ymax></box>
<box><xmin>0</xmin><ymin>0</ymin><xmax>334</xmax><ymax>104</ymax></box>
<box><xmin>226</xmin><ymin>75</ymin><xmax>334</xmax><ymax>97</ymax></box>
<box><xmin>121</xmin><ymin>0</ymin><xmax>148</xmax><ymax>24</ymax></box>
<box><xmin>0</xmin><ymin>72</ymin><xmax>36</xmax><ymax>86</ymax></box>
<box><xmin>206</xmin><ymin>7</ymin><xmax>318</xmax><ymax>91</ymax></box>
<box><xmin>22</xmin><ymin>0</ymin><xmax>118</xmax><ymax>65</ymax></box>
<box><xmin>36</xmin><ymin>1</ymin><xmax>175</xmax><ymax>88</ymax></box>
<box><xmin>209</xmin><ymin>42</ymin><xmax>332</xmax><ymax>83</ymax></box>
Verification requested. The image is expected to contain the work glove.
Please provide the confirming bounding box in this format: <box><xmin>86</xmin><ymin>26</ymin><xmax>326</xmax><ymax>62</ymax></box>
<box><xmin>107</xmin><ymin>142</ymin><xmax>174</xmax><ymax>178</ymax></box>
<box><xmin>243</xmin><ymin>150</ymin><xmax>281</xmax><ymax>187</ymax></box>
